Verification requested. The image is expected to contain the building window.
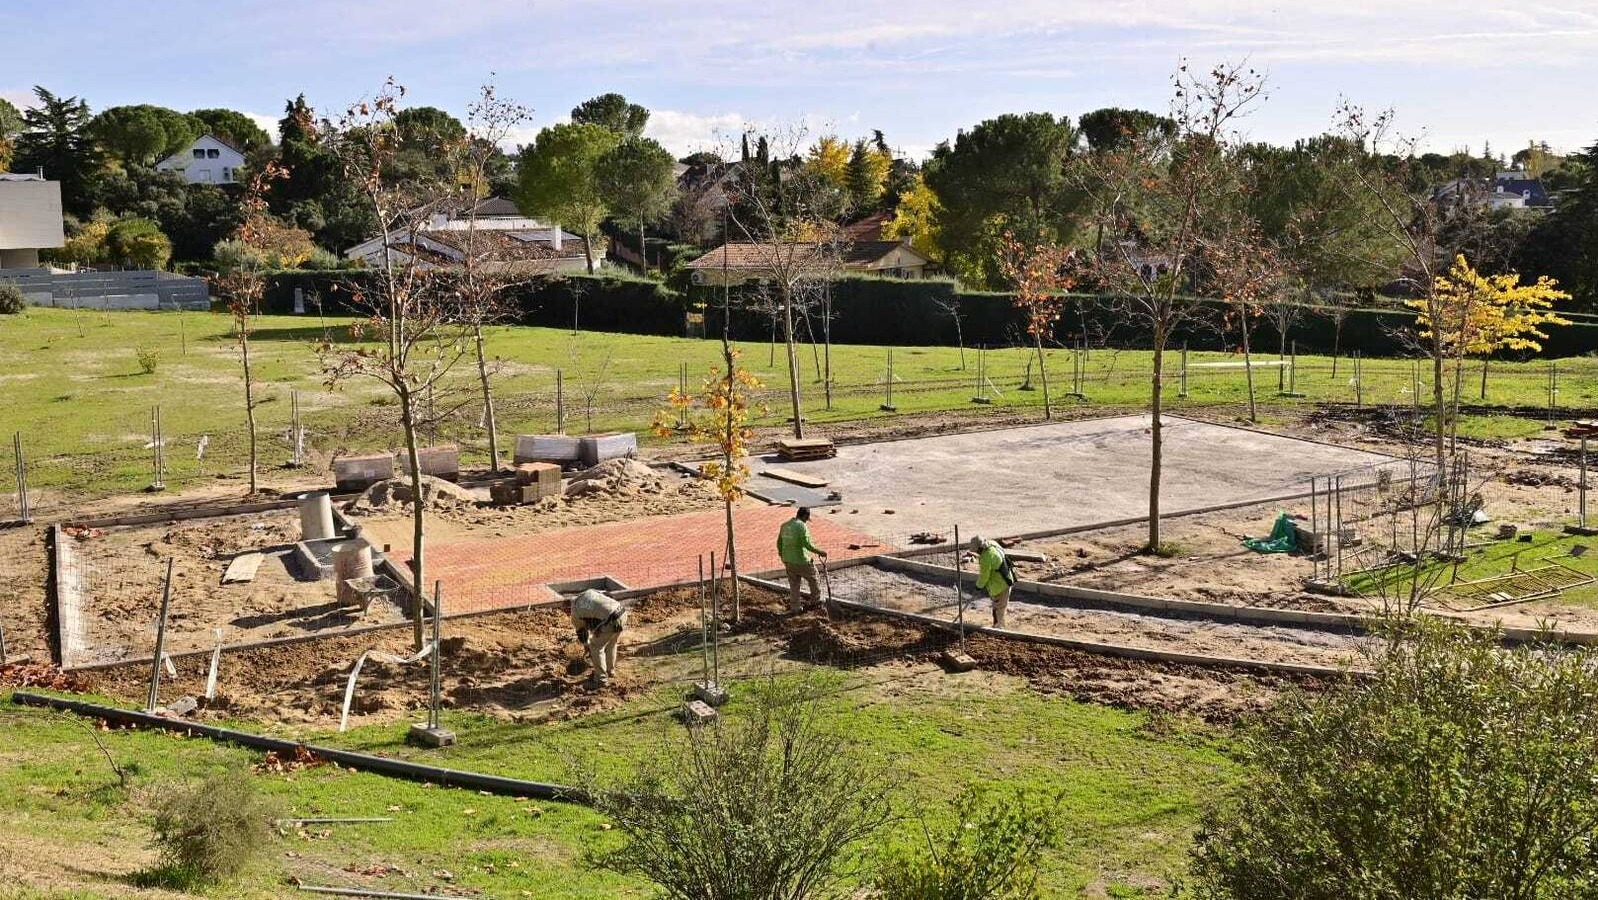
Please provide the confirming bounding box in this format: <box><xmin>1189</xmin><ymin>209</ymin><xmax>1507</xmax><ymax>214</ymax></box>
<box><xmin>192</xmin><ymin>149</ymin><xmax>205</xmax><ymax>159</ymax></box>
<box><xmin>206</xmin><ymin>148</ymin><xmax>220</xmax><ymax>159</ymax></box>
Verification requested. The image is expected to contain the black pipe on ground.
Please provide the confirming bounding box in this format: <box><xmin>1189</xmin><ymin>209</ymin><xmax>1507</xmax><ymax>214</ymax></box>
<box><xmin>9</xmin><ymin>691</ymin><xmax>588</xmax><ymax>804</ymax></box>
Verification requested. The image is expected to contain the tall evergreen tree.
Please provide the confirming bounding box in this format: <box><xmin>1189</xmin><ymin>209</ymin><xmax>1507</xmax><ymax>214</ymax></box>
<box><xmin>13</xmin><ymin>87</ymin><xmax>102</xmax><ymax>216</ymax></box>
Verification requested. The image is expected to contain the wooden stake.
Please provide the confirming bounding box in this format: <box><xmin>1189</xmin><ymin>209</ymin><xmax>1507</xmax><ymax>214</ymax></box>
<box><xmin>147</xmin><ymin>558</ymin><xmax>175</xmax><ymax>712</ymax></box>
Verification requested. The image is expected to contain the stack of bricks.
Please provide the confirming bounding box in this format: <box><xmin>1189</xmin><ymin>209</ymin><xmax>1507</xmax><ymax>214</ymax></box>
<box><xmin>491</xmin><ymin>462</ymin><xmax>563</xmax><ymax>506</ymax></box>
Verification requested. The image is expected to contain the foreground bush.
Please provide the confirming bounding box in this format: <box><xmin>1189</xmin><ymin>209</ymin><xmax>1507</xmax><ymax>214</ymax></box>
<box><xmin>1190</xmin><ymin>620</ymin><xmax>1598</xmax><ymax>899</ymax></box>
<box><xmin>149</xmin><ymin>770</ymin><xmax>278</xmax><ymax>886</ymax></box>
<box><xmin>0</xmin><ymin>283</ymin><xmax>23</xmax><ymax>314</ymax></box>
<box><xmin>873</xmin><ymin>786</ymin><xmax>1065</xmax><ymax>900</ymax></box>
<box><xmin>587</xmin><ymin>677</ymin><xmax>895</xmax><ymax>899</ymax></box>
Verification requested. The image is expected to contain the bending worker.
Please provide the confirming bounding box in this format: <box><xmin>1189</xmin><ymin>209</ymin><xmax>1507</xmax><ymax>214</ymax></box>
<box><xmin>777</xmin><ymin>506</ymin><xmax>828</xmax><ymax>612</ymax></box>
<box><xmin>970</xmin><ymin>535</ymin><xmax>1016</xmax><ymax>628</ymax></box>
<box><xmin>569</xmin><ymin>588</ymin><xmax>628</xmax><ymax>685</ymax></box>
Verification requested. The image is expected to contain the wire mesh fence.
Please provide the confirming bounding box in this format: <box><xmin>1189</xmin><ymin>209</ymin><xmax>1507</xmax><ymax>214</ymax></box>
<box><xmin>5</xmin><ymin>339</ymin><xmax>1596</xmax><ymax>522</ymax></box>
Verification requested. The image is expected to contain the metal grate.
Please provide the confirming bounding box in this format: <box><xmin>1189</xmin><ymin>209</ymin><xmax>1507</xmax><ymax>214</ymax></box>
<box><xmin>1440</xmin><ymin>563</ymin><xmax>1595</xmax><ymax>611</ymax></box>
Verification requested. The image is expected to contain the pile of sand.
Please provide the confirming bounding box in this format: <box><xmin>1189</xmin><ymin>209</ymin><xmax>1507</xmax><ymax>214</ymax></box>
<box><xmin>350</xmin><ymin>474</ymin><xmax>477</xmax><ymax>512</ymax></box>
<box><xmin>564</xmin><ymin>458</ymin><xmax>670</xmax><ymax>498</ymax></box>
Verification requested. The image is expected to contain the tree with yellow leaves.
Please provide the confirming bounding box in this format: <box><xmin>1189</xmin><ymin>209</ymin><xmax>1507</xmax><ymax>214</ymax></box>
<box><xmin>804</xmin><ymin>136</ymin><xmax>851</xmax><ymax>190</ymax></box>
<box><xmin>884</xmin><ymin>173</ymin><xmax>943</xmax><ymax>262</ymax></box>
<box><xmin>1413</xmin><ymin>254</ymin><xmax>1570</xmax><ymax>443</ymax></box>
<box><xmin>653</xmin><ymin>323</ymin><xmax>765</xmax><ymax>622</ymax></box>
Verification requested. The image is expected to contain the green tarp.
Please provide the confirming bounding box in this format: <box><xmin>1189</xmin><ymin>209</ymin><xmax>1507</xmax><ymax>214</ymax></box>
<box><xmin>1243</xmin><ymin>511</ymin><xmax>1297</xmax><ymax>554</ymax></box>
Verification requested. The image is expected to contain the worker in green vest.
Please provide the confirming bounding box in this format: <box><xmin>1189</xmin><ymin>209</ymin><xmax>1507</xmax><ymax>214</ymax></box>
<box><xmin>777</xmin><ymin>507</ymin><xmax>828</xmax><ymax>612</ymax></box>
<box><xmin>970</xmin><ymin>535</ymin><xmax>1015</xmax><ymax>628</ymax></box>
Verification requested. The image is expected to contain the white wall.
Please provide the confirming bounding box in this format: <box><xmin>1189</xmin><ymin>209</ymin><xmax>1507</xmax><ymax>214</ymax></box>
<box><xmin>0</xmin><ymin>179</ymin><xmax>66</xmax><ymax>256</ymax></box>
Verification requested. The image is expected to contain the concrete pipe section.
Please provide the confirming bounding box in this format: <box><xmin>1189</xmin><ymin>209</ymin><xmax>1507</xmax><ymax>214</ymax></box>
<box><xmin>333</xmin><ymin>539</ymin><xmax>375</xmax><ymax>606</ymax></box>
<box><xmin>299</xmin><ymin>491</ymin><xmax>336</xmax><ymax>542</ymax></box>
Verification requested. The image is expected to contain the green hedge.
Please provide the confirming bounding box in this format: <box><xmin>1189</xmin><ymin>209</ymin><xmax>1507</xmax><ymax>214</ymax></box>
<box><xmin>508</xmin><ymin>274</ymin><xmax>686</xmax><ymax>336</ymax></box>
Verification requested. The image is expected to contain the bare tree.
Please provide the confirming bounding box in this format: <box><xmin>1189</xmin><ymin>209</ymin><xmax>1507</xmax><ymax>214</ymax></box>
<box><xmin>567</xmin><ymin>337</ymin><xmax>615</xmax><ymax>434</ymax></box>
<box><xmin>723</xmin><ymin>127</ymin><xmax>850</xmax><ymax>439</ymax></box>
<box><xmin>209</xmin><ymin>164</ymin><xmax>287</xmax><ymax>496</ymax></box>
<box><xmin>452</xmin><ymin>81</ymin><xmax>531</xmax><ymax>473</ymax></box>
<box><xmin>934</xmin><ymin>292</ymin><xmax>967</xmax><ymax>370</ymax></box>
<box><xmin>1074</xmin><ymin>62</ymin><xmax>1270</xmax><ymax>551</ymax></box>
<box><xmin>318</xmin><ymin>79</ymin><xmax>472</xmax><ymax>650</ymax></box>
<box><xmin>1331</xmin><ymin>104</ymin><xmax>1457</xmax><ymax>469</ymax></box>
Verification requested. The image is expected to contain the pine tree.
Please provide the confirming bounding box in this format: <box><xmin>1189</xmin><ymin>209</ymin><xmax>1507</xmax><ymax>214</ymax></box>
<box><xmin>13</xmin><ymin>87</ymin><xmax>101</xmax><ymax>216</ymax></box>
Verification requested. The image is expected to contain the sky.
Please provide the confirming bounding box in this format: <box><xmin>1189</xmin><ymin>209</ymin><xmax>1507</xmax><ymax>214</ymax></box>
<box><xmin>2</xmin><ymin>0</ymin><xmax>1595</xmax><ymax>162</ymax></box>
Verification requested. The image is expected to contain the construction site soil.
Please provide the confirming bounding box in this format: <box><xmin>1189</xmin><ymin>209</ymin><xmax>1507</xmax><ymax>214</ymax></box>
<box><xmin>825</xmin><ymin>564</ymin><xmax>1365</xmax><ymax>669</ymax></box>
<box><xmin>71</xmin><ymin>510</ymin><xmax>408</xmax><ymax>665</ymax></box>
<box><xmin>76</xmin><ymin>582</ymin><xmax>1300</xmax><ymax>727</ymax></box>
<box><xmin>8</xmin><ymin>404</ymin><xmax>1598</xmax><ymax>732</ymax></box>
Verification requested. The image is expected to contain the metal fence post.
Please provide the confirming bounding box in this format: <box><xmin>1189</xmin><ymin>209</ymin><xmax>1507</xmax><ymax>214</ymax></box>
<box><xmin>556</xmin><ymin>369</ymin><xmax>565</xmax><ymax>434</ymax></box>
<box><xmin>147</xmin><ymin>558</ymin><xmax>175</xmax><ymax>712</ymax></box>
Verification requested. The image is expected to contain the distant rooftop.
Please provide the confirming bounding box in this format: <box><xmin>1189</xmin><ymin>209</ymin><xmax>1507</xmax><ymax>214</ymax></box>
<box><xmin>0</xmin><ymin>173</ymin><xmax>48</xmax><ymax>182</ymax></box>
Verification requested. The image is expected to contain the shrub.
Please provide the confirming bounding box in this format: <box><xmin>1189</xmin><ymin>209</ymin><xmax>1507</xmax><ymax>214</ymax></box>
<box><xmin>873</xmin><ymin>786</ymin><xmax>1066</xmax><ymax>900</ymax></box>
<box><xmin>107</xmin><ymin>217</ymin><xmax>173</xmax><ymax>270</ymax></box>
<box><xmin>148</xmin><ymin>770</ymin><xmax>278</xmax><ymax>886</ymax></box>
<box><xmin>0</xmin><ymin>282</ymin><xmax>24</xmax><ymax>314</ymax></box>
<box><xmin>1189</xmin><ymin>618</ymin><xmax>1598</xmax><ymax>899</ymax></box>
<box><xmin>134</xmin><ymin>346</ymin><xmax>159</xmax><ymax>374</ymax></box>
<box><xmin>587</xmin><ymin>676</ymin><xmax>896</xmax><ymax>899</ymax></box>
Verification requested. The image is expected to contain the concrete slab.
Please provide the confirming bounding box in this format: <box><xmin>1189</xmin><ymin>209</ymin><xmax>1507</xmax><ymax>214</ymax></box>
<box><xmin>755</xmin><ymin>415</ymin><xmax>1394</xmax><ymax>543</ymax></box>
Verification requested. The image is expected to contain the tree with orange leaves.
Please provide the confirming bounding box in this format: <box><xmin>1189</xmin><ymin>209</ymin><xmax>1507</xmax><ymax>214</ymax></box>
<box><xmin>997</xmin><ymin>233</ymin><xmax>1073</xmax><ymax>421</ymax></box>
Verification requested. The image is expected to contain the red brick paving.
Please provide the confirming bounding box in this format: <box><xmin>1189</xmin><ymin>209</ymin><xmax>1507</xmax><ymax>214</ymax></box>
<box><xmin>387</xmin><ymin>505</ymin><xmax>889</xmax><ymax>614</ymax></box>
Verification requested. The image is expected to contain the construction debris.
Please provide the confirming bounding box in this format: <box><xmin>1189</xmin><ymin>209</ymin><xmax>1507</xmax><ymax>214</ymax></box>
<box><xmin>909</xmin><ymin>532</ymin><xmax>947</xmax><ymax>545</ymax></box>
<box><xmin>777</xmin><ymin>437</ymin><xmax>836</xmax><ymax>461</ymax></box>
<box><xmin>349</xmin><ymin>475</ymin><xmax>476</xmax><ymax>513</ymax></box>
<box><xmin>221</xmin><ymin>552</ymin><xmax>264</xmax><ymax>585</ymax></box>
<box><xmin>761</xmin><ymin>467</ymin><xmax>829</xmax><ymax>488</ymax></box>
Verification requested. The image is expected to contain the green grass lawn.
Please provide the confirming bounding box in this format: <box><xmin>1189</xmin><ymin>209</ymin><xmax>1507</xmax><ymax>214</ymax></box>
<box><xmin>1</xmin><ymin>668</ymin><xmax>1237</xmax><ymax>898</ymax></box>
<box><xmin>2</xmin><ymin>306</ymin><xmax>1593</xmax><ymax>497</ymax></box>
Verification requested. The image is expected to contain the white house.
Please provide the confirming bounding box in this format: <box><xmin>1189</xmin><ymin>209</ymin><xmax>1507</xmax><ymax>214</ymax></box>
<box><xmin>0</xmin><ymin>173</ymin><xmax>65</xmax><ymax>269</ymax></box>
<box><xmin>155</xmin><ymin>133</ymin><xmax>247</xmax><ymax>185</ymax></box>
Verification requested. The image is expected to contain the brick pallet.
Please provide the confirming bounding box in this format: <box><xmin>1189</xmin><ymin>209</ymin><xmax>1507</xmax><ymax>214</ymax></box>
<box><xmin>777</xmin><ymin>437</ymin><xmax>836</xmax><ymax>462</ymax></box>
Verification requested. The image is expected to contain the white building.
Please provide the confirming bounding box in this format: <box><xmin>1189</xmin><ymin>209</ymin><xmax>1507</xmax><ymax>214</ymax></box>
<box><xmin>155</xmin><ymin>133</ymin><xmax>247</xmax><ymax>185</ymax></box>
<box><xmin>343</xmin><ymin>197</ymin><xmax>592</xmax><ymax>274</ymax></box>
<box><xmin>0</xmin><ymin>173</ymin><xmax>65</xmax><ymax>269</ymax></box>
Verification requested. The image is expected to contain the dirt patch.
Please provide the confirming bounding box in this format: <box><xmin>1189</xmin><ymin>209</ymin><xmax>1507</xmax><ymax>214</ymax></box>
<box><xmin>741</xmin><ymin>603</ymin><xmax>1306</xmax><ymax>724</ymax></box>
<box><xmin>84</xmin><ymin>584</ymin><xmax>772</xmax><ymax>728</ymax></box>
<box><xmin>69</xmin><ymin>510</ymin><xmax>406</xmax><ymax>666</ymax></box>
<box><xmin>348</xmin><ymin>474</ymin><xmax>477</xmax><ymax>513</ymax></box>
<box><xmin>0</xmin><ymin>524</ymin><xmax>51</xmax><ymax>662</ymax></box>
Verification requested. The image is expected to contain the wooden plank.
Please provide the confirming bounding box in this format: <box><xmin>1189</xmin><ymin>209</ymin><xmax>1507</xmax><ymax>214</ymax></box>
<box><xmin>222</xmin><ymin>552</ymin><xmax>264</xmax><ymax>585</ymax></box>
<box><xmin>760</xmin><ymin>467</ymin><xmax>829</xmax><ymax>489</ymax></box>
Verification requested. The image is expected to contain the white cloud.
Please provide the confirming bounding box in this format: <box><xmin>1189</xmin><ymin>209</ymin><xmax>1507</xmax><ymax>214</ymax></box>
<box><xmin>245</xmin><ymin>112</ymin><xmax>278</xmax><ymax>144</ymax></box>
<box><xmin>645</xmin><ymin>110</ymin><xmax>751</xmax><ymax>156</ymax></box>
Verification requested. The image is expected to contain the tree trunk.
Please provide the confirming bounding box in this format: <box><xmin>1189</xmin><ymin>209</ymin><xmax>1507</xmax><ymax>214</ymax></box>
<box><xmin>1035</xmin><ymin>334</ymin><xmax>1052</xmax><ymax>421</ymax></box>
<box><xmin>1241</xmin><ymin>309</ymin><xmax>1257</xmax><ymax>423</ymax></box>
<box><xmin>953</xmin><ymin>310</ymin><xmax>965</xmax><ymax>370</ymax></box>
<box><xmin>783</xmin><ymin>287</ymin><xmax>804</xmax><ymax>439</ymax></box>
<box><xmin>1277</xmin><ymin>325</ymin><xmax>1287</xmax><ymax>393</ymax></box>
<box><xmin>584</xmin><ymin>236</ymin><xmax>597</xmax><ymax>274</ymax></box>
<box><xmin>1433</xmin><ymin>345</ymin><xmax>1447</xmax><ymax>471</ymax></box>
<box><xmin>1332</xmin><ymin>316</ymin><xmax>1343</xmax><ymax>378</ymax></box>
<box><xmin>474</xmin><ymin>325</ymin><xmax>499</xmax><ymax>472</ymax></box>
<box><xmin>399</xmin><ymin>387</ymin><xmax>427</xmax><ymax>651</ymax></box>
<box><xmin>1148</xmin><ymin>325</ymin><xmax>1166</xmax><ymax>552</ymax></box>
<box><xmin>1479</xmin><ymin>355</ymin><xmax>1490</xmax><ymax>401</ymax></box>
<box><xmin>241</xmin><ymin>330</ymin><xmax>258</xmax><ymax>494</ymax></box>
<box><xmin>639</xmin><ymin>220</ymin><xmax>647</xmax><ymax>275</ymax></box>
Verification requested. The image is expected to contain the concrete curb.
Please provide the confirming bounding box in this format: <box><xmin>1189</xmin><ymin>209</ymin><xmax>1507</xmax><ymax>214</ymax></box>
<box><xmin>8</xmin><ymin>691</ymin><xmax>587</xmax><ymax>803</ymax></box>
